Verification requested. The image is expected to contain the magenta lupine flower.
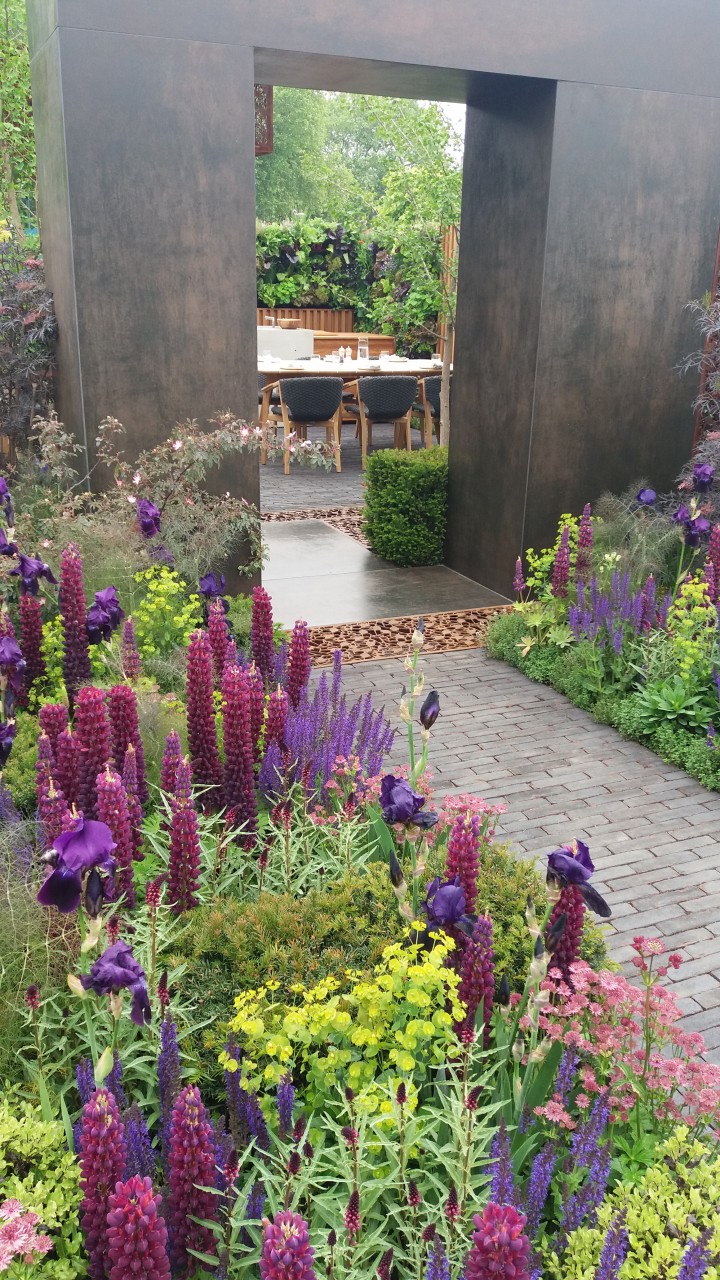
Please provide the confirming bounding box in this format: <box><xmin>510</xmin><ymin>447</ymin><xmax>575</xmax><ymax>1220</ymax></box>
<box><xmin>456</xmin><ymin>915</ymin><xmax>495</xmax><ymax>1046</ymax></box>
<box><xmin>551</xmin><ymin>526</ymin><xmax>571</xmax><ymax>599</ymax></box>
<box><xmin>167</xmin><ymin>774</ymin><xmax>201</xmax><ymax>914</ymax></box>
<box><xmin>55</xmin><ymin>726</ymin><xmax>79</xmax><ymax>810</ymax></box>
<box><xmin>120</xmin><ymin>618</ymin><xmax>142</xmax><ymax>682</ymax></box>
<box><xmin>97</xmin><ymin>767</ymin><xmax>136</xmax><ymax>908</ymax></box>
<box><xmin>248</xmin><ymin>663</ymin><xmax>265</xmax><ymax>762</ymax></box>
<box><xmin>37</xmin><ymin>765</ymin><xmax>71</xmax><ymax>849</ymax></box>
<box><xmin>186</xmin><ymin>630</ymin><xmax>223</xmax><ymax>807</ymax></box>
<box><xmin>75</xmin><ymin>686</ymin><xmax>112</xmax><ymax>819</ymax></box>
<box><xmin>640</xmin><ymin>575</ymin><xmax>657</xmax><ymax>629</ymax></box>
<box><xmin>286</xmin><ymin>620</ymin><xmax>311</xmax><ymax>709</ymax></box>
<box><xmin>464</xmin><ymin>1203</ymin><xmax>531</xmax><ymax>1280</ymax></box>
<box><xmin>160</xmin><ymin>729</ymin><xmax>182</xmax><ymax>796</ymax></box>
<box><xmin>108</xmin><ymin>685</ymin><xmax>148</xmax><ymax>807</ymax></box>
<box><xmin>547</xmin><ymin>885</ymin><xmax>585</xmax><ymax>984</ymax></box>
<box><xmin>174</xmin><ymin>756</ymin><xmax>193</xmax><ymax>804</ymax></box>
<box><xmin>59</xmin><ymin>543</ymin><xmax>91</xmax><ymax>703</ymax></box>
<box><xmin>39</xmin><ymin>702</ymin><xmax>68</xmax><ymax>758</ymax></box>
<box><xmin>251</xmin><ymin>586</ymin><xmax>275</xmax><ymax>683</ymax></box>
<box><xmin>513</xmin><ymin>558</ymin><xmax>526</xmax><ymax>597</ymax></box>
<box><xmin>78</xmin><ymin>1088</ymin><xmax>128</xmax><ymax>1280</ymax></box>
<box><xmin>167</xmin><ymin>1086</ymin><xmax>218</xmax><ymax>1273</ymax></box>
<box><xmin>222</xmin><ymin>664</ymin><xmax>257</xmax><ymax>835</ymax></box>
<box><xmin>36</xmin><ymin>728</ymin><xmax>54</xmax><ymax>787</ymax></box>
<box><xmin>260</xmin><ymin>1210</ymin><xmax>316</xmax><ymax>1280</ymax></box>
<box><xmin>18</xmin><ymin>593</ymin><xmax>46</xmax><ymax>703</ymax></box>
<box><xmin>444</xmin><ymin>812</ymin><xmax>482</xmax><ymax>914</ymax></box>
<box><xmin>266</xmin><ymin>686</ymin><xmax>288</xmax><ymax>746</ymax></box>
<box><xmin>106</xmin><ymin>1176</ymin><xmax>170</xmax><ymax>1280</ymax></box>
<box><xmin>575</xmin><ymin>503</ymin><xmax>593</xmax><ymax>582</ymax></box>
<box><xmin>122</xmin><ymin>745</ymin><xmax>144</xmax><ymax>862</ymax></box>
<box><xmin>208</xmin><ymin>599</ymin><xmax>229</xmax><ymax>690</ymax></box>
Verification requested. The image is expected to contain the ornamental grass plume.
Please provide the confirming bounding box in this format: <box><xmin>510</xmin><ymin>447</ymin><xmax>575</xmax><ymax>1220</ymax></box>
<box><xmin>464</xmin><ymin>1202</ymin><xmax>531</xmax><ymax>1280</ymax></box>
<box><xmin>75</xmin><ymin>686</ymin><xmax>112</xmax><ymax>820</ymax></box>
<box><xmin>575</xmin><ymin>503</ymin><xmax>593</xmax><ymax>582</ymax></box>
<box><xmin>444</xmin><ymin>812</ymin><xmax>482</xmax><ymax>914</ymax></box>
<box><xmin>79</xmin><ymin>1088</ymin><xmax>128</xmax><ymax>1280</ymax></box>
<box><xmin>222</xmin><ymin>663</ymin><xmax>257</xmax><ymax>835</ymax></box>
<box><xmin>120</xmin><ymin>617</ymin><xmax>142</xmax><ymax>682</ymax></box>
<box><xmin>18</xmin><ymin>592</ymin><xmax>45</xmax><ymax>702</ymax></box>
<box><xmin>167</xmin><ymin>1085</ymin><xmax>218</xmax><ymax>1274</ymax></box>
<box><xmin>122</xmin><ymin>745</ymin><xmax>144</xmax><ymax>862</ymax></box>
<box><xmin>108</xmin><ymin>684</ymin><xmax>148</xmax><ymax>806</ymax></box>
<box><xmin>59</xmin><ymin>543</ymin><xmax>91</xmax><ymax>703</ymax></box>
<box><xmin>551</xmin><ymin>525</ymin><xmax>571</xmax><ymax>599</ymax></box>
<box><xmin>251</xmin><ymin>585</ymin><xmax>275</xmax><ymax>683</ymax></box>
<box><xmin>39</xmin><ymin>702</ymin><xmax>68</xmax><ymax>758</ymax></box>
<box><xmin>456</xmin><ymin>914</ymin><xmax>495</xmax><ymax>1046</ymax></box>
<box><xmin>167</xmin><ymin>774</ymin><xmax>201</xmax><ymax>913</ymax></box>
<box><xmin>97</xmin><ymin>766</ymin><xmax>136</xmax><ymax>908</ymax></box>
<box><xmin>208</xmin><ymin>598</ymin><xmax>229</xmax><ymax>689</ymax></box>
<box><xmin>260</xmin><ymin>1210</ymin><xmax>316</xmax><ymax>1280</ymax></box>
<box><xmin>107</xmin><ymin>1175</ymin><xmax>170</xmax><ymax>1280</ymax></box>
<box><xmin>160</xmin><ymin>729</ymin><xmax>182</xmax><ymax>796</ymax></box>
<box><xmin>55</xmin><ymin>725</ymin><xmax>80</xmax><ymax>810</ymax></box>
<box><xmin>186</xmin><ymin>630</ymin><xmax>223</xmax><ymax>806</ymax></box>
<box><xmin>286</xmin><ymin>620</ymin><xmax>311</xmax><ymax>709</ymax></box>
<box><xmin>266</xmin><ymin>686</ymin><xmax>289</xmax><ymax>746</ymax></box>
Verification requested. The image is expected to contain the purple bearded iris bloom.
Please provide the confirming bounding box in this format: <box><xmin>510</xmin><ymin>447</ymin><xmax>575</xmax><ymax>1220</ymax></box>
<box><xmin>693</xmin><ymin>463</ymin><xmax>715</xmax><ymax>493</ymax></box>
<box><xmin>636</xmin><ymin>488</ymin><xmax>657</xmax><ymax>506</ymax></box>
<box><xmin>0</xmin><ymin>528</ymin><xmax>17</xmax><ymax>556</ymax></box>
<box><xmin>380</xmin><ymin>774</ymin><xmax>424</xmax><ymax>822</ymax></box>
<box><xmin>37</xmin><ymin>816</ymin><xmax>116</xmax><ymax>914</ymax></box>
<box><xmin>87</xmin><ymin>586</ymin><xmax>124</xmax><ymax>643</ymax></box>
<box><xmin>420</xmin><ymin>690</ymin><xmax>440</xmax><ymax>730</ymax></box>
<box><xmin>0</xmin><ymin>635</ymin><xmax>26</xmax><ymax>702</ymax></box>
<box><xmin>547</xmin><ymin>839</ymin><xmax>610</xmax><ymax>918</ymax></box>
<box><xmin>199</xmin><ymin>571</ymin><xmax>226</xmax><ymax>599</ymax></box>
<box><xmin>9</xmin><ymin>553</ymin><xmax>57</xmax><ymax>597</ymax></box>
<box><xmin>80</xmin><ymin>940</ymin><xmax>151</xmax><ymax>1026</ymax></box>
<box><xmin>0</xmin><ymin>719</ymin><xmax>15</xmax><ymax>767</ymax></box>
<box><xmin>135</xmin><ymin>498</ymin><xmax>161</xmax><ymax>538</ymax></box>
<box><xmin>0</xmin><ymin>477</ymin><xmax>13</xmax><ymax>525</ymax></box>
<box><xmin>423</xmin><ymin>875</ymin><xmax>475</xmax><ymax>934</ymax></box>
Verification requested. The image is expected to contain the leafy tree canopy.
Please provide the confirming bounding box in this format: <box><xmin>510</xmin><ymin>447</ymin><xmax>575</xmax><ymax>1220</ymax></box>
<box><xmin>0</xmin><ymin>0</ymin><xmax>35</xmax><ymax>240</ymax></box>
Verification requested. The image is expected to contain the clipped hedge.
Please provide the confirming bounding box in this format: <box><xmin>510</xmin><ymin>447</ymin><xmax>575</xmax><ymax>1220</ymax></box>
<box><xmin>363</xmin><ymin>446</ymin><xmax>448</xmax><ymax>566</ymax></box>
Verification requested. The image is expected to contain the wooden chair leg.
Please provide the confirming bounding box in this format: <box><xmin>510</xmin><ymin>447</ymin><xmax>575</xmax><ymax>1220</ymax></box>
<box><xmin>332</xmin><ymin>408</ymin><xmax>341</xmax><ymax>472</ymax></box>
<box><xmin>359</xmin><ymin>402</ymin><xmax>369</xmax><ymax>471</ymax></box>
<box><xmin>404</xmin><ymin>412</ymin><xmax>412</xmax><ymax>453</ymax></box>
<box><xmin>280</xmin><ymin>402</ymin><xmax>293</xmax><ymax>475</ymax></box>
<box><xmin>423</xmin><ymin>403</ymin><xmax>434</xmax><ymax>450</ymax></box>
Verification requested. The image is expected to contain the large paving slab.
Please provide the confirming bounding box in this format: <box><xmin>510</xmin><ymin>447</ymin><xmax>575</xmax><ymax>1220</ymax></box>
<box><xmin>337</xmin><ymin>647</ymin><xmax>720</xmax><ymax>1057</ymax></box>
<box><xmin>263</xmin><ymin>521</ymin><xmax>506</xmax><ymax>627</ymax></box>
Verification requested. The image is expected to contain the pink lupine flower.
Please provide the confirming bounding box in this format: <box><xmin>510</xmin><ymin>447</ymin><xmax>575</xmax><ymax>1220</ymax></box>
<box><xmin>120</xmin><ymin>617</ymin><xmax>142</xmax><ymax>681</ymax></box>
<box><xmin>59</xmin><ymin>543</ymin><xmax>91</xmax><ymax>703</ymax></box>
<box><xmin>208</xmin><ymin>598</ymin><xmax>229</xmax><ymax>690</ymax></box>
<box><xmin>108</xmin><ymin>684</ymin><xmax>148</xmax><ymax>806</ymax></box>
<box><xmin>222</xmin><ymin>663</ymin><xmax>257</xmax><ymax>836</ymax></box>
<box><xmin>287</xmin><ymin>620</ymin><xmax>311</xmax><ymax>709</ymax></box>
<box><xmin>464</xmin><ymin>1202</ymin><xmax>531</xmax><ymax>1280</ymax></box>
<box><xmin>260</xmin><ymin>1210</ymin><xmax>317</xmax><ymax>1280</ymax></box>
<box><xmin>186</xmin><ymin>631</ymin><xmax>222</xmax><ymax>807</ymax></box>
<box><xmin>551</xmin><ymin>526</ymin><xmax>571</xmax><ymax>599</ymax></box>
<box><xmin>251</xmin><ymin>586</ymin><xmax>275</xmax><ymax>682</ymax></box>
<box><xmin>75</xmin><ymin>686</ymin><xmax>112</xmax><ymax>819</ymax></box>
<box><xmin>97</xmin><ymin>767</ymin><xmax>136</xmax><ymax>908</ymax></box>
<box><xmin>79</xmin><ymin>1089</ymin><xmax>127</xmax><ymax>1280</ymax></box>
<box><xmin>18</xmin><ymin>592</ymin><xmax>46</xmax><ymax>703</ymax></box>
<box><xmin>167</xmin><ymin>1085</ymin><xmax>218</xmax><ymax>1274</ymax></box>
<box><xmin>106</xmin><ymin>1175</ymin><xmax>170</xmax><ymax>1280</ymax></box>
<box><xmin>444</xmin><ymin>811</ymin><xmax>482</xmax><ymax>914</ymax></box>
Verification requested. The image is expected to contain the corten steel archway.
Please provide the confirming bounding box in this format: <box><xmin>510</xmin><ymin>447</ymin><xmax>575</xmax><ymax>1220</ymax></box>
<box><xmin>26</xmin><ymin>0</ymin><xmax>720</xmax><ymax>595</ymax></box>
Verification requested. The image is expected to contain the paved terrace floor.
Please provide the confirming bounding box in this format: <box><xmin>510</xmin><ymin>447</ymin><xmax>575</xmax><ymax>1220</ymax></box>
<box><xmin>337</xmin><ymin>648</ymin><xmax>720</xmax><ymax>1058</ymax></box>
<box><xmin>260</xmin><ymin>422</ymin><xmax>414</xmax><ymax>511</ymax></box>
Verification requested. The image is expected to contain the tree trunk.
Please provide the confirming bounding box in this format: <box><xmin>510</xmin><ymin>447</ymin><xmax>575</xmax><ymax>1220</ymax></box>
<box><xmin>0</xmin><ymin>142</ymin><xmax>25</xmax><ymax>245</ymax></box>
<box><xmin>439</xmin><ymin>314</ymin><xmax>453</xmax><ymax>447</ymax></box>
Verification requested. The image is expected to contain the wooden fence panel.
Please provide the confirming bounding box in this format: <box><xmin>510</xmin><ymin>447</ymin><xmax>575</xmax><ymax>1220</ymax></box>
<box><xmin>257</xmin><ymin>307</ymin><xmax>355</xmax><ymax>332</ymax></box>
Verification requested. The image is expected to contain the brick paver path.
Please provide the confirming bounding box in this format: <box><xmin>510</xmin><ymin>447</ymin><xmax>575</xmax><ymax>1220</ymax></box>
<box><xmin>339</xmin><ymin>647</ymin><xmax>720</xmax><ymax>1055</ymax></box>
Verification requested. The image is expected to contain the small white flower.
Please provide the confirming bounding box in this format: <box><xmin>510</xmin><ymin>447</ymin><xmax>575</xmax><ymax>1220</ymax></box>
<box><xmin>132</xmin><ymin>471</ymin><xmax>141</xmax><ymax>485</ymax></box>
<box><xmin>127</xmin><ymin>495</ymin><xmax>136</xmax><ymax>505</ymax></box>
<box><xmin>173</xmin><ymin>439</ymin><xmax>183</xmax><ymax>451</ymax></box>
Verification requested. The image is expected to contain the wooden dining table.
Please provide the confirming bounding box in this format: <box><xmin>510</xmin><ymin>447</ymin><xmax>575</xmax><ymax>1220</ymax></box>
<box><xmin>257</xmin><ymin>356</ymin><xmax>444</xmax><ymax>444</ymax></box>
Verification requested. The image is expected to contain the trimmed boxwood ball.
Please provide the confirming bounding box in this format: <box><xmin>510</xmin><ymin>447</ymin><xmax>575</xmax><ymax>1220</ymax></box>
<box><xmin>363</xmin><ymin>446</ymin><xmax>448</xmax><ymax>566</ymax></box>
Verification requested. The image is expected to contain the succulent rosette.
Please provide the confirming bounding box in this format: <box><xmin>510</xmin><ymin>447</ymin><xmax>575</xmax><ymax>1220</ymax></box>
<box><xmin>37</xmin><ymin>816</ymin><xmax>117</xmax><ymax>914</ymax></box>
<box><xmin>80</xmin><ymin>940</ymin><xmax>151</xmax><ymax>1026</ymax></box>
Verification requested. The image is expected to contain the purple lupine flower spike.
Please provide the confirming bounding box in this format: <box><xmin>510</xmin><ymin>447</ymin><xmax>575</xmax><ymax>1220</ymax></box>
<box><xmin>76</xmin><ymin>1057</ymin><xmax>95</xmax><ymax>1106</ymax></box>
<box><xmin>551</xmin><ymin>525</ymin><xmax>571</xmax><ymax>599</ymax></box>
<box><xmin>575</xmin><ymin>503</ymin><xmax>593</xmax><ymax>581</ymax></box>
<box><xmin>277</xmin><ymin>1072</ymin><xmax>295</xmax><ymax>1140</ymax></box>
<box><xmin>250</xmin><ymin>585</ymin><xmax>274</xmax><ymax>682</ymax></box>
<box><xmin>121</xmin><ymin>618</ymin><xmax>142</xmax><ymax>681</ymax></box>
<box><xmin>160</xmin><ymin>729</ymin><xmax>182</xmax><ymax>797</ymax></box>
<box><xmin>59</xmin><ymin>543</ymin><xmax>91</xmax><ymax>703</ymax></box>
<box><xmin>513</xmin><ymin>557</ymin><xmax>526</xmax><ymax>596</ymax></box>
<box><xmin>489</xmin><ymin>1118</ymin><xmax>515</xmax><ymax>1206</ymax></box>
<box><xmin>186</xmin><ymin>631</ymin><xmax>223</xmax><ymax>807</ymax></box>
<box><xmin>159</xmin><ymin>1016</ymin><xmax>181</xmax><ymax>1170</ymax></box>
<box><xmin>593</xmin><ymin>1212</ymin><xmax>629</xmax><ymax>1280</ymax></box>
<box><xmin>124</xmin><ymin>1102</ymin><xmax>156</xmax><ymax>1181</ymax></box>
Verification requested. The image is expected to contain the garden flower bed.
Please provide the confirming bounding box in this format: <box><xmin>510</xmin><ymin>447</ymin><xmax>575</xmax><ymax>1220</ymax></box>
<box><xmin>2</xmin><ymin>432</ymin><xmax>720</xmax><ymax>1279</ymax></box>
<box><xmin>486</xmin><ymin>439</ymin><xmax>720</xmax><ymax>796</ymax></box>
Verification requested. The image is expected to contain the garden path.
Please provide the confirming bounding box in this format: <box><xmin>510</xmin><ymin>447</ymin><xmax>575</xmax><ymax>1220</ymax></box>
<box><xmin>338</xmin><ymin>647</ymin><xmax>720</xmax><ymax>1059</ymax></box>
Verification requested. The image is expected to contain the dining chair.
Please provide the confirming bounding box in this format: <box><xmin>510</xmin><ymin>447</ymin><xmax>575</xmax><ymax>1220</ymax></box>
<box><xmin>417</xmin><ymin>375</ymin><xmax>442</xmax><ymax>449</ymax></box>
<box><xmin>269</xmin><ymin>377</ymin><xmax>344</xmax><ymax>474</ymax></box>
<box><xmin>345</xmin><ymin>375</ymin><xmax>419</xmax><ymax>470</ymax></box>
